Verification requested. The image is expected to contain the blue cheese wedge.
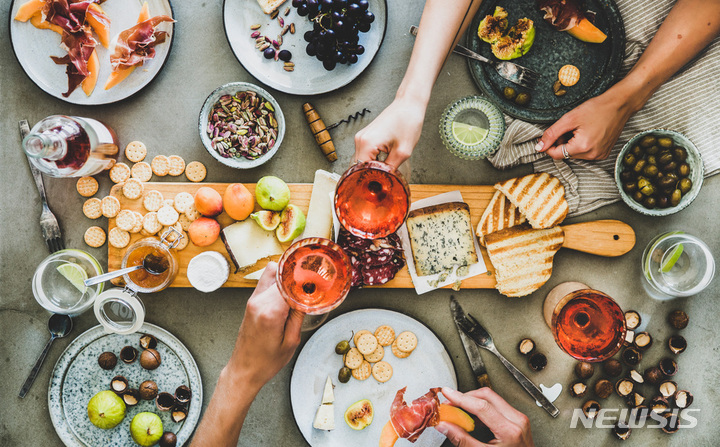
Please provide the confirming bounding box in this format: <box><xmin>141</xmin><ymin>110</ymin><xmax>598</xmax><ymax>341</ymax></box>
<box><xmin>406</xmin><ymin>202</ymin><xmax>479</xmax><ymax>276</ymax></box>
<box><xmin>313</xmin><ymin>376</ymin><xmax>335</xmax><ymax>430</ymax></box>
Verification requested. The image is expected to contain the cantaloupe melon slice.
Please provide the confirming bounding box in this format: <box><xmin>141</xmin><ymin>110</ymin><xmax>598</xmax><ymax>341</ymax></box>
<box><xmin>378</xmin><ymin>405</ymin><xmax>475</xmax><ymax>447</ymax></box>
<box><xmin>87</xmin><ymin>3</ymin><xmax>111</xmax><ymax>48</ymax></box>
<box><xmin>103</xmin><ymin>2</ymin><xmax>151</xmax><ymax>90</ymax></box>
<box><xmin>378</xmin><ymin>421</ymin><xmax>399</xmax><ymax>447</ymax></box>
<box><xmin>29</xmin><ymin>11</ymin><xmax>63</xmax><ymax>34</ymax></box>
<box><xmin>82</xmin><ymin>49</ymin><xmax>99</xmax><ymax>96</ymax></box>
<box><xmin>567</xmin><ymin>18</ymin><xmax>607</xmax><ymax>43</ymax></box>
<box><xmin>14</xmin><ymin>0</ymin><xmax>44</xmax><ymax>22</ymax></box>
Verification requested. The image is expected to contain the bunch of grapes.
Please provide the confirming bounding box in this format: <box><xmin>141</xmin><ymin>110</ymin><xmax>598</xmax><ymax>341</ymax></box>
<box><xmin>292</xmin><ymin>0</ymin><xmax>375</xmax><ymax>71</ymax></box>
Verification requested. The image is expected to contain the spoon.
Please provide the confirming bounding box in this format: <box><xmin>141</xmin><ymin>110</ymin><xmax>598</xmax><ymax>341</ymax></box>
<box><xmin>19</xmin><ymin>313</ymin><xmax>73</xmax><ymax>398</ymax></box>
<box><xmin>84</xmin><ymin>253</ymin><xmax>169</xmax><ymax>287</ymax></box>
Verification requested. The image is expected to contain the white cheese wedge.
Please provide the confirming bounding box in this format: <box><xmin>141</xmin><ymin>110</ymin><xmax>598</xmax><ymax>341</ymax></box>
<box><xmin>321</xmin><ymin>376</ymin><xmax>335</xmax><ymax>404</ymax></box>
<box><xmin>313</xmin><ymin>403</ymin><xmax>335</xmax><ymax>430</ymax></box>
<box><xmin>301</xmin><ymin>170</ymin><xmax>339</xmax><ymax>240</ymax></box>
<box><xmin>187</xmin><ymin>251</ymin><xmax>230</xmax><ymax>292</ymax></box>
<box><xmin>221</xmin><ymin>220</ymin><xmax>284</xmax><ymax>272</ymax></box>
<box><xmin>243</xmin><ymin>267</ymin><xmax>266</xmax><ymax>281</ymax></box>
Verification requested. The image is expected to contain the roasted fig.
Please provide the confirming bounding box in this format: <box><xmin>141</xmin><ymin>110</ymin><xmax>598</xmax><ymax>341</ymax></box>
<box><xmin>477</xmin><ymin>6</ymin><xmax>509</xmax><ymax>43</ymax></box>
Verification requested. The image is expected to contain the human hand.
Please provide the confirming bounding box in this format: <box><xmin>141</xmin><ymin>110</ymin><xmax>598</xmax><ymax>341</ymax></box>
<box><xmin>227</xmin><ymin>262</ymin><xmax>303</xmax><ymax>391</ymax></box>
<box><xmin>353</xmin><ymin>96</ymin><xmax>426</xmax><ymax>169</ymax></box>
<box><xmin>436</xmin><ymin>387</ymin><xmax>534</xmax><ymax>447</ymax></box>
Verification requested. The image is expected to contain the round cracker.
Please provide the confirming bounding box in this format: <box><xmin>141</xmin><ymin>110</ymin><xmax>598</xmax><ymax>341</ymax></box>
<box><xmin>109</xmin><ymin>163</ymin><xmax>131</xmax><ymax>184</ymax></box>
<box><xmin>143</xmin><ymin>190</ymin><xmax>164</xmax><ymax>212</ymax></box>
<box><xmin>173</xmin><ymin>192</ymin><xmax>194</xmax><ymax>214</ymax></box>
<box><xmin>177</xmin><ymin>213</ymin><xmax>193</xmax><ymax>231</ymax></box>
<box><xmin>162</xmin><ymin>199</ymin><xmax>174</xmax><ymax>208</ymax></box>
<box><xmin>157</xmin><ymin>205</ymin><xmax>179</xmax><ymax>226</ymax></box>
<box><xmin>364</xmin><ymin>344</ymin><xmax>384</xmax><ymax>363</ymax></box>
<box><xmin>395</xmin><ymin>331</ymin><xmax>418</xmax><ymax>353</ymax></box>
<box><xmin>76</xmin><ymin>176</ymin><xmax>98</xmax><ymax>197</ymax></box>
<box><xmin>84</xmin><ymin>226</ymin><xmax>106</xmax><ymax>248</ymax></box>
<box><xmin>372</xmin><ymin>361</ymin><xmax>393</xmax><ymax>383</ymax></box>
<box><xmin>168</xmin><ymin>155</ymin><xmax>186</xmax><ymax>176</ymax></box>
<box><xmin>125</xmin><ymin>141</ymin><xmax>147</xmax><ymax>162</ymax></box>
<box><xmin>558</xmin><ymin>64</ymin><xmax>580</xmax><ymax>87</ymax></box>
<box><xmin>130</xmin><ymin>211</ymin><xmax>144</xmax><ymax>233</ymax></box>
<box><xmin>174</xmin><ymin>231</ymin><xmax>189</xmax><ymax>250</ymax></box>
<box><xmin>131</xmin><ymin>162</ymin><xmax>153</xmax><ymax>182</ymax></box>
<box><xmin>184</xmin><ymin>204</ymin><xmax>200</xmax><ymax>221</ymax></box>
<box><xmin>354</xmin><ymin>330</ymin><xmax>372</xmax><ymax>347</ymax></box>
<box><xmin>161</xmin><ymin>223</ymin><xmax>183</xmax><ymax>242</ymax></box>
<box><xmin>108</xmin><ymin>227</ymin><xmax>131</xmax><ymax>249</ymax></box>
<box><xmin>185</xmin><ymin>161</ymin><xmax>206</xmax><ymax>182</ymax></box>
<box><xmin>391</xmin><ymin>339</ymin><xmax>411</xmax><ymax>359</ymax></box>
<box><xmin>122</xmin><ymin>178</ymin><xmax>144</xmax><ymax>200</ymax></box>
<box><xmin>374</xmin><ymin>325</ymin><xmax>396</xmax><ymax>347</ymax></box>
<box><xmin>151</xmin><ymin>155</ymin><xmax>170</xmax><ymax>176</ymax></box>
<box><xmin>356</xmin><ymin>333</ymin><xmax>379</xmax><ymax>356</ymax></box>
<box><xmin>143</xmin><ymin>212</ymin><xmax>162</xmax><ymax>235</ymax></box>
<box><xmin>115</xmin><ymin>209</ymin><xmax>137</xmax><ymax>231</ymax></box>
<box><xmin>351</xmin><ymin>360</ymin><xmax>372</xmax><ymax>381</ymax></box>
<box><xmin>82</xmin><ymin>198</ymin><xmax>102</xmax><ymax>219</ymax></box>
<box><xmin>344</xmin><ymin>347</ymin><xmax>363</xmax><ymax>370</ymax></box>
<box><xmin>101</xmin><ymin>196</ymin><xmax>121</xmax><ymax>218</ymax></box>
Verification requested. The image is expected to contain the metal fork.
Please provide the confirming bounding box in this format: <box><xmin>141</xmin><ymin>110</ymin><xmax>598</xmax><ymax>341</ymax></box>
<box><xmin>20</xmin><ymin>120</ymin><xmax>65</xmax><ymax>253</ymax></box>
<box><xmin>409</xmin><ymin>25</ymin><xmax>540</xmax><ymax>89</ymax></box>
<box><xmin>456</xmin><ymin>312</ymin><xmax>559</xmax><ymax>417</ymax></box>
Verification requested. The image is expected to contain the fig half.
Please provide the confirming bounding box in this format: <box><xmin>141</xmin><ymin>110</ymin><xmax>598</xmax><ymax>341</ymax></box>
<box><xmin>344</xmin><ymin>399</ymin><xmax>373</xmax><ymax>430</ymax></box>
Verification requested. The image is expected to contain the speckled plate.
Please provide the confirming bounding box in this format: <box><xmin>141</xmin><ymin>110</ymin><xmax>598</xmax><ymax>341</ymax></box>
<box><xmin>49</xmin><ymin>323</ymin><xmax>202</xmax><ymax>447</ymax></box>
<box><xmin>290</xmin><ymin>309</ymin><xmax>456</xmax><ymax>447</ymax></box>
<box><xmin>467</xmin><ymin>0</ymin><xmax>625</xmax><ymax>123</ymax></box>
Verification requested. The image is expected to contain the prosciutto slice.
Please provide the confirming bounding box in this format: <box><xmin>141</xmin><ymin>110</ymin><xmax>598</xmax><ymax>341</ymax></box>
<box><xmin>390</xmin><ymin>387</ymin><xmax>442</xmax><ymax>442</ymax></box>
<box><xmin>50</xmin><ymin>27</ymin><xmax>96</xmax><ymax>96</ymax></box>
<box><xmin>43</xmin><ymin>0</ymin><xmax>95</xmax><ymax>33</ymax></box>
<box><xmin>110</xmin><ymin>15</ymin><xmax>175</xmax><ymax>70</ymax></box>
<box><xmin>537</xmin><ymin>0</ymin><xmax>594</xmax><ymax>31</ymax></box>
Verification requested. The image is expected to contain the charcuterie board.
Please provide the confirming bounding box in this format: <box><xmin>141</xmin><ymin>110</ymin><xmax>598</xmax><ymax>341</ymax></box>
<box><xmin>108</xmin><ymin>182</ymin><xmax>635</xmax><ymax>288</ymax></box>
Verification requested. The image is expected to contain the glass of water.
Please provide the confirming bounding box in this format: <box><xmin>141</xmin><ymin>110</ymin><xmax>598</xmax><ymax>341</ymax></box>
<box><xmin>32</xmin><ymin>249</ymin><xmax>104</xmax><ymax>315</ymax></box>
<box><xmin>642</xmin><ymin>232</ymin><xmax>715</xmax><ymax>299</ymax></box>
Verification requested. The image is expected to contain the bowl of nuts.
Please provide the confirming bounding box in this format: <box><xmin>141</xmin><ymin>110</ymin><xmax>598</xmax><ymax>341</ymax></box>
<box><xmin>615</xmin><ymin>129</ymin><xmax>703</xmax><ymax>216</ymax></box>
<box><xmin>198</xmin><ymin>82</ymin><xmax>285</xmax><ymax>169</ymax></box>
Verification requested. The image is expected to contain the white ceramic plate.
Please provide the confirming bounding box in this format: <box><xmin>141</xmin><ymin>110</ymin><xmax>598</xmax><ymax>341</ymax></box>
<box><xmin>223</xmin><ymin>0</ymin><xmax>387</xmax><ymax>95</ymax></box>
<box><xmin>49</xmin><ymin>323</ymin><xmax>202</xmax><ymax>447</ymax></box>
<box><xmin>10</xmin><ymin>0</ymin><xmax>175</xmax><ymax>105</ymax></box>
<box><xmin>290</xmin><ymin>309</ymin><xmax>457</xmax><ymax>447</ymax></box>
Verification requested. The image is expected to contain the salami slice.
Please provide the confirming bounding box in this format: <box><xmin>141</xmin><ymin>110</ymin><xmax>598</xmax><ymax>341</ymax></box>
<box><xmin>362</xmin><ymin>264</ymin><xmax>397</xmax><ymax>286</ymax></box>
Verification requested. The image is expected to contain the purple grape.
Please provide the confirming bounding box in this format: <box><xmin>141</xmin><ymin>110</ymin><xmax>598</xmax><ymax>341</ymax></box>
<box><xmin>363</xmin><ymin>11</ymin><xmax>374</xmax><ymax>24</ymax></box>
<box><xmin>263</xmin><ymin>48</ymin><xmax>275</xmax><ymax>59</ymax></box>
<box><xmin>278</xmin><ymin>50</ymin><xmax>292</xmax><ymax>61</ymax></box>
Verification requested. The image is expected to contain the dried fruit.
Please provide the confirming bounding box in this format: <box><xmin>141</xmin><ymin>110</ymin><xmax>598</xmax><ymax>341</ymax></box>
<box><xmin>98</xmin><ymin>352</ymin><xmax>117</xmax><ymax>370</ymax></box>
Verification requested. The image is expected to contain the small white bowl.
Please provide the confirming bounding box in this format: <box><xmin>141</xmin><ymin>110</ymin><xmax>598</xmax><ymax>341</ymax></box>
<box><xmin>198</xmin><ymin>82</ymin><xmax>285</xmax><ymax>169</ymax></box>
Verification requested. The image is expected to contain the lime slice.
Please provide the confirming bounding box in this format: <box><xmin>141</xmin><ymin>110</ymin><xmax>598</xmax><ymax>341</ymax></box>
<box><xmin>57</xmin><ymin>262</ymin><xmax>88</xmax><ymax>293</ymax></box>
<box><xmin>452</xmin><ymin>122</ymin><xmax>488</xmax><ymax>146</ymax></box>
<box><xmin>660</xmin><ymin>243</ymin><xmax>684</xmax><ymax>273</ymax></box>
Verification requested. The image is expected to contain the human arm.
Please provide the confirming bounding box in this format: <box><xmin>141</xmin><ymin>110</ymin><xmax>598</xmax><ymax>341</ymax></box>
<box><xmin>354</xmin><ymin>0</ymin><xmax>484</xmax><ymax>168</ymax></box>
<box><xmin>435</xmin><ymin>387</ymin><xmax>534</xmax><ymax>447</ymax></box>
<box><xmin>537</xmin><ymin>0</ymin><xmax>720</xmax><ymax>160</ymax></box>
<box><xmin>190</xmin><ymin>262</ymin><xmax>303</xmax><ymax>447</ymax></box>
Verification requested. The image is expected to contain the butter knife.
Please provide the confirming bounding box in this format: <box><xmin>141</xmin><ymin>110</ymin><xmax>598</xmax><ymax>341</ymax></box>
<box><xmin>453</xmin><ymin>306</ymin><xmax>559</xmax><ymax>418</ymax></box>
<box><xmin>450</xmin><ymin>296</ymin><xmax>491</xmax><ymax>388</ymax></box>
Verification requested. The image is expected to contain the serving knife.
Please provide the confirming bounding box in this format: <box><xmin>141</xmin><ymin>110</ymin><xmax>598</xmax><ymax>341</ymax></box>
<box><xmin>450</xmin><ymin>299</ymin><xmax>559</xmax><ymax>418</ymax></box>
<box><xmin>450</xmin><ymin>296</ymin><xmax>491</xmax><ymax>388</ymax></box>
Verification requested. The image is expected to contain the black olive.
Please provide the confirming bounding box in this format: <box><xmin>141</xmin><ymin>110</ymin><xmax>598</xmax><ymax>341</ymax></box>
<box><xmin>639</xmin><ymin>136</ymin><xmax>656</xmax><ymax>148</ymax></box>
<box><xmin>658</xmin><ymin>176</ymin><xmax>677</xmax><ymax>191</ymax></box>
<box><xmin>670</xmin><ymin>189</ymin><xmax>682</xmax><ymax>207</ymax></box>
<box><xmin>679</xmin><ymin>178</ymin><xmax>692</xmax><ymax>194</ymax></box>
<box><xmin>643</xmin><ymin>196</ymin><xmax>656</xmax><ymax>209</ymax></box>
<box><xmin>631</xmin><ymin>145</ymin><xmax>643</xmax><ymax>157</ymax></box>
<box><xmin>646</xmin><ymin>145</ymin><xmax>659</xmax><ymax>155</ymax></box>
<box><xmin>620</xmin><ymin>170</ymin><xmax>634</xmax><ymax>182</ymax></box>
<box><xmin>662</xmin><ymin>161</ymin><xmax>677</xmax><ymax>172</ymax></box>
<box><xmin>633</xmin><ymin>159</ymin><xmax>646</xmax><ymax>173</ymax></box>
<box><xmin>623</xmin><ymin>153</ymin><xmax>637</xmax><ymax>167</ymax></box>
<box><xmin>673</xmin><ymin>147</ymin><xmax>688</xmax><ymax>162</ymax></box>
<box><xmin>658</xmin><ymin>152</ymin><xmax>673</xmax><ymax>165</ymax></box>
<box><xmin>657</xmin><ymin>137</ymin><xmax>673</xmax><ymax>148</ymax></box>
<box><xmin>678</xmin><ymin>163</ymin><xmax>690</xmax><ymax>177</ymax></box>
<box><xmin>643</xmin><ymin>165</ymin><xmax>659</xmax><ymax>178</ymax></box>
<box><xmin>623</xmin><ymin>181</ymin><xmax>638</xmax><ymax>193</ymax></box>
<box><xmin>632</xmin><ymin>191</ymin><xmax>644</xmax><ymax>202</ymax></box>
<box><xmin>657</xmin><ymin>196</ymin><xmax>670</xmax><ymax>208</ymax></box>
<box><xmin>515</xmin><ymin>93</ymin><xmax>531</xmax><ymax>106</ymax></box>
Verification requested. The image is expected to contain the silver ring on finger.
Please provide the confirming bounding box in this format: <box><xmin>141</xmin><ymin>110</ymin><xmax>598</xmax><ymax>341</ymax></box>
<box><xmin>561</xmin><ymin>144</ymin><xmax>571</xmax><ymax>159</ymax></box>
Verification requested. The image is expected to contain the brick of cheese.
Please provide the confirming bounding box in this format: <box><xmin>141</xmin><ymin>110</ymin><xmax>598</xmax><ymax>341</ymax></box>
<box><xmin>406</xmin><ymin>202</ymin><xmax>479</xmax><ymax>276</ymax></box>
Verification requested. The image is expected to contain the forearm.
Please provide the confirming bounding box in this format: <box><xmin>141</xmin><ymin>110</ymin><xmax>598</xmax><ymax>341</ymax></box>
<box><xmin>615</xmin><ymin>0</ymin><xmax>720</xmax><ymax>111</ymax></box>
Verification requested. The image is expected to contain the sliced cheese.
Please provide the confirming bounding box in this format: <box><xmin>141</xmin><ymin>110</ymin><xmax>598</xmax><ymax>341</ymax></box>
<box><xmin>313</xmin><ymin>403</ymin><xmax>335</xmax><ymax>430</ymax></box>
<box><xmin>301</xmin><ymin>170</ymin><xmax>339</xmax><ymax>240</ymax></box>
<box><xmin>321</xmin><ymin>376</ymin><xmax>334</xmax><ymax>404</ymax></box>
<box><xmin>243</xmin><ymin>267</ymin><xmax>266</xmax><ymax>281</ymax></box>
<box><xmin>221</xmin><ymin>220</ymin><xmax>284</xmax><ymax>272</ymax></box>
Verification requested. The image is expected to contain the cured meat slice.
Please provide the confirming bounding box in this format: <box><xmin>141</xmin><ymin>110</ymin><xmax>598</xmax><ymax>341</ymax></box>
<box><xmin>44</xmin><ymin>0</ymin><xmax>94</xmax><ymax>33</ymax></box>
<box><xmin>361</xmin><ymin>264</ymin><xmax>397</xmax><ymax>286</ymax></box>
<box><xmin>537</xmin><ymin>0</ymin><xmax>593</xmax><ymax>31</ymax></box>
<box><xmin>110</xmin><ymin>15</ymin><xmax>175</xmax><ymax>70</ymax></box>
<box><xmin>50</xmin><ymin>27</ymin><xmax>96</xmax><ymax>97</ymax></box>
<box><xmin>390</xmin><ymin>387</ymin><xmax>442</xmax><ymax>442</ymax></box>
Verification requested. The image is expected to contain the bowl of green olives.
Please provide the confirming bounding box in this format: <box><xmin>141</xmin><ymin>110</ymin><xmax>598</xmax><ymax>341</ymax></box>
<box><xmin>615</xmin><ymin>129</ymin><xmax>703</xmax><ymax>216</ymax></box>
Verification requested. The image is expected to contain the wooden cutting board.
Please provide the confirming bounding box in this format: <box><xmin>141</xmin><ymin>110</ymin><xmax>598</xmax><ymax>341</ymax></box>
<box><xmin>108</xmin><ymin>183</ymin><xmax>635</xmax><ymax>289</ymax></box>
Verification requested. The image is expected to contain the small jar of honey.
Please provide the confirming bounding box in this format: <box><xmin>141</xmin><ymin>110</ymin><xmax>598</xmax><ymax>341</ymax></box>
<box><xmin>121</xmin><ymin>228</ymin><xmax>182</xmax><ymax>293</ymax></box>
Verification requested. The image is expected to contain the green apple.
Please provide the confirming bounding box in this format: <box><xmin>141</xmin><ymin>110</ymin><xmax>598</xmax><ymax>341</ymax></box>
<box><xmin>255</xmin><ymin>176</ymin><xmax>290</xmax><ymax>211</ymax></box>
<box><xmin>130</xmin><ymin>412</ymin><xmax>164</xmax><ymax>446</ymax></box>
<box><xmin>87</xmin><ymin>390</ymin><xmax>126</xmax><ymax>429</ymax></box>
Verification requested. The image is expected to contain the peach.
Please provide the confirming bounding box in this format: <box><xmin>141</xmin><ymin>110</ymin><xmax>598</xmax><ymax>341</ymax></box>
<box><xmin>224</xmin><ymin>183</ymin><xmax>254</xmax><ymax>221</ymax></box>
<box><xmin>188</xmin><ymin>217</ymin><xmax>220</xmax><ymax>247</ymax></box>
<box><xmin>194</xmin><ymin>187</ymin><xmax>223</xmax><ymax>217</ymax></box>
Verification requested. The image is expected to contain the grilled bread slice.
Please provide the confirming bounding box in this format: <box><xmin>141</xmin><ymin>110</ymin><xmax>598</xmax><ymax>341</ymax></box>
<box><xmin>485</xmin><ymin>224</ymin><xmax>564</xmax><ymax>297</ymax></box>
<box><xmin>495</xmin><ymin>173</ymin><xmax>568</xmax><ymax>229</ymax></box>
<box><xmin>476</xmin><ymin>190</ymin><xmax>526</xmax><ymax>246</ymax></box>
<box><xmin>406</xmin><ymin>202</ymin><xmax>478</xmax><ymax>276</ymax></box>
<box><xmin>256</xmin><ymin>0</ymin><xmax>286</xmax><ymax>15</ymax></box>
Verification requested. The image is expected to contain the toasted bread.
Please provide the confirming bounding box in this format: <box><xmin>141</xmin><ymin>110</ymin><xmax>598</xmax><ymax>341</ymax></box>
<box><xmin>485</xmin><ymin>224</ymin><xmax>564</xmax><ymax>297</ymax></box>
<box><xmin>495</xmin><ymin>173</ymin><xmax>568</xmax><ymax>229</ymax></box>
<box><xmin>476</xmin><ymin>190</ymin><xmax>526</xmax><ymax>246</ymax></box>
<box><xmin>256</xmin><ymin>0</ymin><xmax>286</xmax><ymax>14</ymax></box>
<box><xmin>406</xmin><ymin>202</ymin><xmax>478</xmax><ymax>276</ymax></box>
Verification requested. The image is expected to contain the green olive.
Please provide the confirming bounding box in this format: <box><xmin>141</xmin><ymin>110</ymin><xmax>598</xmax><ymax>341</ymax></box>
<box><xmin>335</xmin><ymin>340</ymin><xmax>351</xmax><ymax>355</ymax></box>
<box><xmin>658</xmin><ymin>176</ymin><xmax>677</xmax><ymax>192</ymax></box>
<box><xmin>664</xmin><ymin>172</ymin><xmax>678</xmax><ymax>182</ymax></box>
<box><xmin>646</xmin><ymin>155</ymin><xmax>657</xmax><ymax>165</ymax></box>
<box><xmin>658</xmin><ymin>151</ymin><xmax>673</xmax><ymax>165</ymax></box>
<box><xmin>639</xmin><ymin>135</ymin><xmax>656</xmax><ymax>148</ymax></box>
<box><xmin>646</xmin><ymin>145</ymin><xmax>660</xmax><ymax>155</ymax></box>
<box><xmin>503</xmin><ymin>87</ymin><xmax>517</xmax><ymax>100</ymax></box>
<box><xmin>637</xmin><ymin>177</ymin><xmax>651</xmax><ymax>189</ymax></box>
<box><xmin>657</xmin><ymin>196</ymin><xmax>670</xmax><ymax>208</ymax></box>
<box><xmin>623</xmin><ymin>181</ymin><xmax>638</xmax><ymax>193</ymax></box>
<box><xmin>640</xmin><ymin>184</ymin><xmax>655</xmax><ymax>196</ymax></box>
<box><xmin>643</xmin><ymin>165</ymin><xmax>659</xmax><ymax>178</ymax></box>
<box><xmin>673</xmin><ymin>147</ymin><xmax>688</xmax><ymax>162</ymax></box>
<box><xmin>658</xmin><ymin>137</ymin><xmax>673</xmax><ymax>148</ymax></box>
<box><xmin>670</xmin><ymin>189</ymin><xmax>682</xmax><ymax>207</ymax></box>
<box><xmin>662</xmin><ymin>161</ymin><xmax>678</xmax><ymax>172</ymax></box>
<box><xmin>633</xmin><ymin>159</ymin><xmax>647</xmax><ymax>173</ymax></box>
<box><xmin>678</xmin><ymin>163</ymin><xmax>690</xmax><ymax>177</ymax></box>
<box><xmin>631</xmin><ymin>145</ymin><xmax>644</xmax><ymax>157</ymax></box>
<box><xmin>515</xmin><ymin>93</ymin><xmax>531</xmax><ymax>106</ymax></box>
<box><xmin>623</xmin><ymin>153</ymin><xmax>637</xmax><ymax>167</ymax></box>
<box><xmin>679</xmin><ymin>178</ymin><xmax>692</xmax><ymax>194</ymax></box>
<box><xmin>338</xmin><ymin>367</ymin><xmax>352</xmax><ymax>383</ymax></box>
<box><xmin>632</xmin><ymin>191</ymin><xmax>644</xmax><ymax>202</ymax></box>
<box><xmin>620</xmin><ymin>170</ymin><xmax>635</xmax><ymax>182</ymax></box>
<box><xmin>643</xmin><ymin>196</ymin><xmax>657</xmax><ymax>209</ymax></box>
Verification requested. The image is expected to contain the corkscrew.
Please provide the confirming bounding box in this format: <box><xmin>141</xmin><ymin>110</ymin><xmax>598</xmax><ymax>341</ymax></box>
<box><xmin>302</xmin><ymin>103</ymin><xmax>371</xmax><ymax>162</ymax></box>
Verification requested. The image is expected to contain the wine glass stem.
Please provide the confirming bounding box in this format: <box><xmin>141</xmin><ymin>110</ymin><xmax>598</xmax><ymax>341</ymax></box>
<box><xmin>300</xmin><ymin>313</ymin><xmax>329</xmax><ymax>332</ymax></box>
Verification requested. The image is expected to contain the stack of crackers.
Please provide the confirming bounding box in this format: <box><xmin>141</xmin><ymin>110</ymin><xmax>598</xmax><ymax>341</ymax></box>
<box><xmin>342</xmin><ymin>325</ymin><xmax>418</xmax><ymax>384</ymax></box>
<box><xmin>79</xmin><ymin>141</ymin><xmax>207</xmax><ymax>249</ymax></box>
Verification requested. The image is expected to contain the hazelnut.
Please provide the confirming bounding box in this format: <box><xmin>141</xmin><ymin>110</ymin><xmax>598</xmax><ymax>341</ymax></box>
<box><xmin>171</xmin><ymin>405</ymin><xmax>188</xmax><ymax>423</ymax></box>
<box><xmin>582</xmin><ymin>400</ymin><xmax>601</xmax><ymax>419</ymax></box>
<box><xmin>98</xmin><ymin>352</ymin><xmax>117</xmax><ymax>370</ymax></box>
<box><xmin>621</xmin><ymin>347</ymin><xmax>642</xmax><ymax>366</ymax></box>
<box><xmin>517</xmin><ymin>338</ymin><xmax>535</xmax><ymax>356</ymax></box>
<box><xmin>659</xmin><ymin>381</ymin><xmax>678</xmax><ymax>399</ymax></box>
<box><xmin>159</xmin><ymin>432</ymin><xmax>177</xmax><ymax>447</ymax></box>
<box><xmin>658</xmin><ymin>358</ymin><xmax>678</xmax><ymax>377</ymax></box>
<box><xmin>662</xmin><ymin>412</ymin><xmax>679</xmax><ymax>434</ymax></box>
<box><xmin>120</xmin><ymin>346</ymin><xmax>138</xmax><ymax>364</ymax></box>
<box><xmin>613</xmin><ymin>420</ymin><xmax>631</xmax><ymax>440</ymax></box>
<box><xmin>110</xmin><ymin>375</ymin><xmax>129</xmax><ymax>395</ymax></box>
<box><xmin>139</xmin><ymin>380</ymin><xmax>159</xmax><ymax>400</ymax></box>
<box><xmin>569</xmin><ymin>382</ymin><xmax>587</xmax><ymax>398</ymax></box>
<box><xmin>668</xmin><ymin>335</ymin><xmax>687</xmax><ymax>354</ymax></box>
<box><xmin>594</xmin><ymin>379</ymin><xmax>613</xmax><ymax>399</ymax></box>
<box><xmin>123</xmin><ymin>389</ymin><xmax>140</xmax><ymax>406</ymax></box>
<box><xmin>633</xmin><ymin>332</ymin><xmax>653</xmax><ymax>350</ymax></box>
<box><xmin>623</xmin><ymin>330</ymin><xmax>635</xmax><ymax>346</ymax></box>
<box><xmin>624</xmin><ymin>310</ymin><xmax>641</xmax><ymax>331</ymax></box>
<box><xmin>615</xmin><ymin>378</ymin><xmax>634</xmax><ymax>397</ymax></box>
<box><xmin>574</xmin><ymin>362</ymin><xmax>595</xmax><ymax>380</ymax></box>
<box><xmin>528</xmin><ymin>352</ymin><xmax>547</xmax><ymax>372</ymax></box>
<box><xmin>602</xmin><ymin>358</ymin><xmax>623</xmax><ymax>377</ymax></box>
<box><xmin>674</xmin><ymin>390</ymin><xmax>693</xmax><ymax>409</ymax></box>
<box><xmin>626</xmin><ymin>392</ymin><xmax>645</xmax><ymax>408</ymax></box>
<box><xmin>628</xmin><ymin>369</ymin><xmax>644</xmax><ymax>385</ymax></box>
<box><xmin>651</xmin><ymin>396</ymin><xmax>670</xmax><ymax>414</ymax></box>
<box><xmin>668</xmin><ymin>310</ymin><xmax>688</xmax><ymax>329</ymax></box>
<box><xmin>175</xmin><ymin>385</ymin><xmax>192</xmax><ymax>405</ymax></box>
<box><xmin>140</xmin><ymin>333</ymin><xmax>158</xmax><ymax>350</ymax></box>
<box><xmin>140</xmin><ymin>348</ymin><xmax>162</xmax><ymax>370</ymax></box>
<box><xmin>156</xmin><ymin>392</ymin><xmax>175</xmax><ymax>411</ymax></box>
<box><xmin>644</xmin><ymin>367</ymin><xmax>664</xmax><ymax>385</ymax></box>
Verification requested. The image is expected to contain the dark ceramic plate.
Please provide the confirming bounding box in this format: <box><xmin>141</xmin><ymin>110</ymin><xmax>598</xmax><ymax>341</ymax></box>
<box><xmin>467</xmin><ymin>0</ymin><xmax>625</xmax><ymax>123</ymax></box>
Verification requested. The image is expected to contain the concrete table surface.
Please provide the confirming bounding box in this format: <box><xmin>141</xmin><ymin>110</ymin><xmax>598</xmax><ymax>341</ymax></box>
<box><xmin>1</xmin><ymin>1</ymin><xmax>718</xmax><ymax>446</ymax></box>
